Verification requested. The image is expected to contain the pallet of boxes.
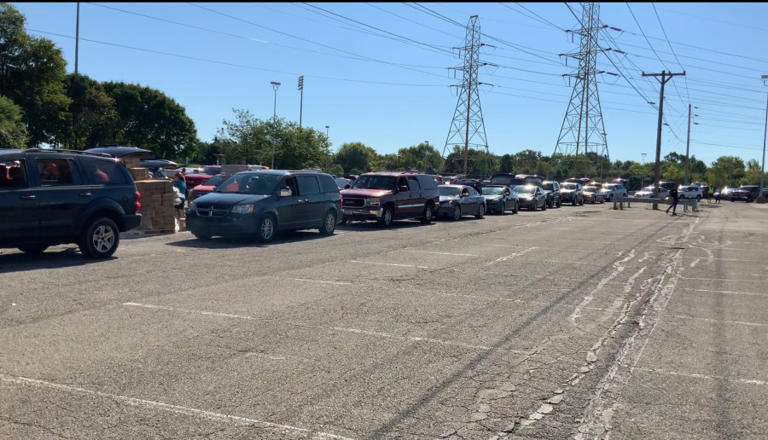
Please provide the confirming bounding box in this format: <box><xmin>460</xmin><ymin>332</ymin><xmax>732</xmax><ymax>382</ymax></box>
<box><xmin>122</xmin><ymin>155</ymin><xmax>177</xmax><ymax>234</ymax></box>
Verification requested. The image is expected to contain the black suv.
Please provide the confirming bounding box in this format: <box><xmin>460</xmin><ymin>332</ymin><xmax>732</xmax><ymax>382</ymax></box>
<box><xmin>187</xmin><ymin>170</ymin><xmax>340</xmax><ymax>242</ymax></box>
<box><xmin>0</xmin><ymin>149</ymin><xmax>141</xmax><ymax>258</ymax></box>
<box><xmin>541</xmin><ymin>180</ymin><xmax>562</xmax><ymax>208</ymax></box>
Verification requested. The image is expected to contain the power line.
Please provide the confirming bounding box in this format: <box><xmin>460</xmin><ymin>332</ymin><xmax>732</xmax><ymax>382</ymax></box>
<box><xmin>651</xmin><ymin>3</ymin><xmax>690</xmax><ymax>103</ymax></box>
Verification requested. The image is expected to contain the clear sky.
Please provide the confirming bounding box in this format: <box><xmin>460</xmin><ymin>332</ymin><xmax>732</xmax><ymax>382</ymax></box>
<box><xmin>13</xmin><ymin>2</ymin><xmax>768</xmax><ymax>166</ymax></box>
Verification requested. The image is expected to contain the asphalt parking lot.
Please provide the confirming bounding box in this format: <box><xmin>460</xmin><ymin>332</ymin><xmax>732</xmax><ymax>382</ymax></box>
<box><xmin>1</xmin><ymin>201</ymin><xmax>766</xmax><ymax>439</ymax></box>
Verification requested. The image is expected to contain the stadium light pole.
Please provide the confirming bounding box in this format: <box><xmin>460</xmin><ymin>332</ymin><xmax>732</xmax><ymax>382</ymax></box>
<box><xmin>759</xmin><ymin>75</ymin><xmax>768</xmax><ymax>202</ymax></box>
<box><xmin>270</xmin><ymin>81</ymin><xmax>281</xmax><ymax>169</ymax></box>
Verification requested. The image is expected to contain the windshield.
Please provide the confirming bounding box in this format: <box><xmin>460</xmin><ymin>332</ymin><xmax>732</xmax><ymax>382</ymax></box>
<box><xmin>562</xmin><ymin>183</ymin><xmax>579</xmax><ymax>190</ymax></box>
<box><xmin>542</xmin><ymin>183</ymin><xmax>554</xmax><ymax>190</ymax></box>
<box><xmin>482</xmin><ymin>187</ymin><xmax>504</xmax><ymax>195</ymax></box>
<box><xmin>513</xmin><ymin>185</ymin><xmax>535</xmax><ymax>194</ymax></box>
<box><xmin>439</xmin><ymin>186</ymin><xmax>461</xmax><ymax>196</ymax></box>
<box><xmin>203</xmin><ymin>166</ymin><xmax>221</xmax><ymax>175</ymax></box>
<box><xmin>204</xmin><ymin>175</ymin><xmax>225</xmax><ymax>186</ymax></box>
<box><xmin>216</xmin><ymin>173</ymin><xmax>282</xmax><ymax>195</ymax></box>
<box><xmin>335</xmin><ymin>178</ymin><xmax>349</xmax><ymax>187</ymax></box>
<box><xmin>603</xmin><ymin>184</ymin><xmax>618</xmax><ymax>190</ymax></box>
<box><xmin>352</xmin><ymin>175</ymin><xmax>397</xmax><ymax>190</ymax></box>
<box><xmin>583</xmin><ymin>187</ymin><xmax>596</xmax><ymax>193</ymax></box>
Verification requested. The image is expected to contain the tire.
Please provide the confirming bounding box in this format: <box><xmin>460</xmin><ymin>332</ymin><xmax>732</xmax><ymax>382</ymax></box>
<box><xmin>512</xmin><ymin>200</ymin><xmax>519</xmax><ymax>214</ymax></box>
<box><xmin>499</xmin><ymin>201</ymin><xmax>506</xmax><ymax>215</ymax></box>
<box><xmin>421</xmin><ymin>204</ymin><xmax>433</xmax><ymax>224</ymax></box>
<box><xmin>319</xmin><ymin>210</ymin><xmax>337</xmax><ymax>235</ymax></box>
<box><xmin>557</xmin><ymin>200</ymin><xmax>562</xmax><ymax>208</ymax></box>
<box><xmin>379</xmin><ymin>206</ymin><xmax>394</xmax><ymax>227</ymax></box>
<box><xmin>573</xmin><ymin>198</ymin><xmax>578</xmax><ymax>206</ymax></box>
<box><xmin>541</xmin><ymin>200</ymin><xmax>547</xmax><ymax>211</ymax></box>
<box><xmin>18</xmin><ymin>244</ymin><xmax>48</xmax><ymax>255</ymax></box>
<box><xmin>193</xmin><ymin>232</ymin><xmax>212</xmax><ymax>240</ymax></box>
<box><xmin>452</xmin><ymin>205</ymin><xmax>462</xmax><ymax>221</ymax></box>
<box><xmin>579</xmin><ymin>197</ymin><xmax>584</xmax><ymax>206</ymax></box>
<box><xmin>256</xmin><ymin>214</ymin><xmax>277</xmax><ymax>242</ymax></box>
<box><xmin>475</xmin><ymin>203</ymin><xmax>485</xmax><ymax>219</ymax></box>
<box><xmin>696</xmin><ymin>195</ymin><xmax>701</xmax><ymax>201</ymax></box>
<box><xmin>79</xmin><ymin>217</ymin><xmax>120</xmax><ymax>259</ymax></box>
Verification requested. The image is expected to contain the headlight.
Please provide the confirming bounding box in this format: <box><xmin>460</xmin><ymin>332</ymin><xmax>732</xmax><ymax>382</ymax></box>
<box><xmin>231</xmin><ymin>204</ymin><xmax>254</xmax><ymax>214</ymax></box>
<box><xmin>365</xmin><ymin>198</ymin><xmax>380</xmax><ymax>207</ymax></box>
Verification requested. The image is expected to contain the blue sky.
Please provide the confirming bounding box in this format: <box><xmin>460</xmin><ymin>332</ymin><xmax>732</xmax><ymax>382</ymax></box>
<box><xmin>14</xmin><ymin>2</ymin><xmax>768</xmax><ymax>166</ymax></box>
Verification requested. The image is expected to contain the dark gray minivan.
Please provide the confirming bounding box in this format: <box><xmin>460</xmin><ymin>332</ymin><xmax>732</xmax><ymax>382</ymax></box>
<box><xmin>186</xmin><ymin>169</ymin><xmax>341</xmax><ymax>242</ymax></box>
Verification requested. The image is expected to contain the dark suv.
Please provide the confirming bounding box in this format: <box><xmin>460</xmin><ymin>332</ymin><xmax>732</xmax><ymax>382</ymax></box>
<box><xmin>0</xmin><ymin>149</ymin><xmax>141</xmax><ymax>258</ymax></box>
<box><xmin>340</xmin><ymin>172</ymin><xmax>439</xmax><ymax>227</ymax></box>
<box><xmin>541</xmin><ymin>180</ymin><xmax>561</xmax><ymax>208</ymax></box>
<box><xmin>186</xmin><ymin>170</ymin><xmax>341</xmax><ymax>242</ymax></box>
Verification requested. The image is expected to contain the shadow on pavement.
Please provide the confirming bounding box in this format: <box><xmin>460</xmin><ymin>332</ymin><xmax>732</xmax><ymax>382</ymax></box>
<box><xmin>0</xmin><ymin>247</ymin><xmax>109</xmax><ymax>274</ymax></box>
<box><xmin>337</xmin><ymin>220</ymin><xmax>436</xmax><ymax>231</ymax></box>
<box><xmin>166</xmin><ymin>230</ymin><xmax>331</xmax><ymax>249</ymax></box>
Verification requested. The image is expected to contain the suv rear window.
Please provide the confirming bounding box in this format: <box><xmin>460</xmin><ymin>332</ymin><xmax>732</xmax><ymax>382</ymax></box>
<box><xmin>81</xmin><ymin>158</ymin><xmax>128</xmax><ymax>185</ymax></box>
<box><xmin>0</xmin><ymin>159</ymin><xmax>27</xmax><ymax>188</ymax></box>
<box><xmin>36</xmin><ymin>159</ymin><xmax>74</xmax><ymax>186</ymax></box>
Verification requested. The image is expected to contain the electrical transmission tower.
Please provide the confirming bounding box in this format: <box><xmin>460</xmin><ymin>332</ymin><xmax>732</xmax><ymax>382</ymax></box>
<box><xmin>443</xmin><ymin>15</ymin><xmax>493</xmax><ymax>177</ymax></box>
<box><xmin>553</xmin><ymin>3</ymin><xmax>614</xmax><ymax>160</ymax></box>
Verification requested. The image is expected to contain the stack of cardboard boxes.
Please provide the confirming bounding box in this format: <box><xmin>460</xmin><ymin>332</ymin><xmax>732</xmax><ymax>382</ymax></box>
<box><xmin>121</xmin><ymin>156</ymin><xmax>176</xmax><ymax>234</ymax></box>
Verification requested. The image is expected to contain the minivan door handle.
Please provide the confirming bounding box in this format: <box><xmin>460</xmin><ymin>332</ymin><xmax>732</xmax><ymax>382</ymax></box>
<box><xmin>19</xmin><ymin>194</ymin><xmax>36</xmax><ymax>200</ymax></box>
<box><xmin>79</xmin><ymin>192</ymin><xmax>92</xmax><ymax>197</ymax></box>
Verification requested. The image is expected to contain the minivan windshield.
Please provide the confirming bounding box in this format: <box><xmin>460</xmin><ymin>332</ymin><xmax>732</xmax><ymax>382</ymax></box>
<box><xmin>216</xmin><ymin>173</ymin><xmax>282</xmax><ymax>195</ymax></box>
<box><xmin>351</xmin><ymin>175</ymin><xmax>397</xmax><ymax>191</ymax></box>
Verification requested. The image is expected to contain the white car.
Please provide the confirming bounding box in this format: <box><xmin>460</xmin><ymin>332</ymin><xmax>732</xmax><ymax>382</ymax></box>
<box><xmin>635</xmin><ymin>185</ymin><xmax>669</xmax><ymax>199</ymax></box>
<box><xmin>678</xmin><ymin>185</ymin><xmax>703</xmax><ymax>200</ymax></box>
<box><xmin>598</xmin><ymin>183</ymin><xmax>628</xmax><ymax>201</ymax></box>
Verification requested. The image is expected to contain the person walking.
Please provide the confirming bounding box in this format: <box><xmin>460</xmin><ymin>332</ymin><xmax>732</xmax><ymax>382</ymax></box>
<box><xmin>172</xmin><ymin>173</ymin><xmax>187</xmax><ymax>228</ymax></box>
<box><xmin>666</xmin><ymin>184</ymin><xmax>679</xmax><ymax>216</ymax></box>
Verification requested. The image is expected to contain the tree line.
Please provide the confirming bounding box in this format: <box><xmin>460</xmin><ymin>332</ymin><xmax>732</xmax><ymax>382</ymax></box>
<box><xmin>0</xmin><ymin>3</ymin><xmax>760</xmax><ymax>190</ymax></box>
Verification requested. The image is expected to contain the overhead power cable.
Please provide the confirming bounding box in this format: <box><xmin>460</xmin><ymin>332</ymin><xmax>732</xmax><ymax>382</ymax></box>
<box><xmin>651</xmin><ymin>3</ymin><xmax>690</xmax><ymax>102</ymax></box>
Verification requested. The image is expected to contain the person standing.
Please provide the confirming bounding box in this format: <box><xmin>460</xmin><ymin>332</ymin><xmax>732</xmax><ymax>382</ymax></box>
<box><xmin>172</xmin><ymin>173</ymin><xmax>187</xmax><ymax>225</ymax></box>
<box><xmin>666</xmin><ymin>184</ymin><xmax>679</xmax><ymax>216</ymax></box>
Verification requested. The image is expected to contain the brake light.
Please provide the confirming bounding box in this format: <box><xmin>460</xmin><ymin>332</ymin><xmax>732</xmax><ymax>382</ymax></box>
<box><xmin>339</xmin><ymin>193</ymin><xmax>343</xmax><ymax>205</ymax></box>
<box><xmin>135</xmin><ymin>190</ymin><xmax>142</xmax><ymax>213</ymax></box>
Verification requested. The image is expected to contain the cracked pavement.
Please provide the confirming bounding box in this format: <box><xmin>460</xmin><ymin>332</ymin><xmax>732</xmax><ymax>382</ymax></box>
<box><xmin>1</xmin><ymin>202</ymin><xmax>766</xmax><ymax>439</ymax></box>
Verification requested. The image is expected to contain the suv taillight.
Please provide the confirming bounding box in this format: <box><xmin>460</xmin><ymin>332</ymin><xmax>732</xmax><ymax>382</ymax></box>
<box><xmin>339</xmin><ymin>193</ymin><xmax>343</xmax><ymax>205</ymax></box>
<box><xmin>135</xmin><ymin>190</ymin><xmax>142</xmax><ymax>213</ymax></box>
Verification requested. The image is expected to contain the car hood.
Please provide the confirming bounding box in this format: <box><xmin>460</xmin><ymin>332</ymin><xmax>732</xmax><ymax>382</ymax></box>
<box><xmin>439</xmin><ymin>195</ymin><xmax>460</xmax><ymax>202</ymax></box>
<box><xmin>193</xmin><ymin>192</ymin><xmax>271</xmax><ymax>206</ymax></box>
<box><xmin>340</xmin><ymin>188</ymin><xmax>393</xmax><ymax>198</ymax></box>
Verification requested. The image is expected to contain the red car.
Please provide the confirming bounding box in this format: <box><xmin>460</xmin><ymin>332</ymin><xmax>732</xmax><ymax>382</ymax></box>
<box><xmin>189</xmin><ymin>175</ymin><xmax>227</xmax><ymax>202</ymax></box>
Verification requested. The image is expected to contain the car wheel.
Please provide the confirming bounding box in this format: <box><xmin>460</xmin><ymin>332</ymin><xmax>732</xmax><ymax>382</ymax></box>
<box><xmin>193</xmin><ymin>232</ymin><xmax>212</xmax><ymax>240</ymax></box>
<box><xmin>475</xmin><ymin>203</ymin><xmax>485</xmax><ymax>219</ymax></box>
<box><xmin>379</xmin><ymin>206</ymin><xmax>394</xmax><ymax>227</ymax></box>
<box><xmin>499</xmin><ymin>201</ymin><xmax>506</xmax><ymax>215</ymax></box>
<box><xmin>541</xmin><ymin>200</ymin><xmax>547</xmax><ymax>211</ymax></box>
<box><xmin>421</xmin><ymin>203</ymin><xmax>433</xmax><ymax>224</ymax></box>
<box><xmin>512</xmin><ymin>200</ymin><xmax>519</xmax><ymax>214</ymax></box>
<box><xmin>573</xmin><ymin>198</ymin><xmax>578</xmax><ymax>206</ymax></box>
<box><xmin>452</xmin><ymin>205</ymin><xmax>462</xmax><ymax>221</ymax></box>
<box><xmin>79</xmin><ymin>217</ymin><xmax>119</xmax><ymax>259</ymax></box>
<box><xmin>579</xmin><ymin>197</ymin><xmax>584</xmax><ymax>206</ymax></box>
<box><xmin>696</xmin><ymin>195</ymin><xmax>701</xmax><ymax>201</ymax></box>
<box><xmin>319</xmin><ymin>210</ymin><xmax>337</xmax><ymax>236</ymax></box>
<box><xmin>18</xmin><ymin>244</ymin><xmax>48</xmax><ymax>255</ymax></box>
<box><xmin>256</xmin><ymin>214</ymin><xmax>277</xmax><ymax>242</ymax></box>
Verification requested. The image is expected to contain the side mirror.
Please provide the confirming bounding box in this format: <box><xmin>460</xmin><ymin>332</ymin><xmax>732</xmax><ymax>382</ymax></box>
<box><xmin>280</xmin><ymin>187</ymin><xmax>293</xmax><ymax>198</ymax></box>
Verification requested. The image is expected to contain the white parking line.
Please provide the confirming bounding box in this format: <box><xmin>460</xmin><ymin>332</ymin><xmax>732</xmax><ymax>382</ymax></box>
<box><xmin>401</xmin><ymin>250</ymin><xmax>479</xmax><ymax>257</ymax></box>
<box><xmin>680</xmin><ymin>276</ymin><xmax>763</xmax><ymax>282</ymax></box>
<box><xmin>633</xmin><ymin>367</ymin><xmax>767</xmax><ymax>386</ymax></box>
<box><xmin>292</xmin><ymin>279</ymin><xmax>352</xmax><ymax>286</ymax></box>
<box><xmin>348</xmin><ymin>261</ymin><xmax>429</xmax><ymax>269</ymax></box>
<box><xmin>686</xmin><ymin>289</ymin><xmax>768</xmax><ymax>297</ymax></box>
<box><xmin>668</xmin><ymin>314</ymin><xmax>768</xmax><ymax>328</ymax></box>
<box><xmin>0</xmin><ymin>373</ymin><xmax>353</xmax><ymax>440</ymax></box>
<box><xmin>486</xmin><ymin>247</ymin><xmax>537</xmax><ymax>266</ymax></box>
<box><xmin>122</xmin><ymin>303</ymin><xmax>514</xmax><ymax>353</ymax></box>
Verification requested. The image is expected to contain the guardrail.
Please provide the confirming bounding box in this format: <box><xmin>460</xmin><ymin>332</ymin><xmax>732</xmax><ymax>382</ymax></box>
<box><xmin>611</xmin><ymin>196</ymin><xmax>699</xmax><ymax>211</ymax></box>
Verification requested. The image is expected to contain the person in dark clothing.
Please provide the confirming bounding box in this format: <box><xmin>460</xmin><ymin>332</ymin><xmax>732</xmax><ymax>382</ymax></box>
<box><xmin>666</xmin><ymin>186</ymin><xmax>679</xmax><ymax>216</ymax></box>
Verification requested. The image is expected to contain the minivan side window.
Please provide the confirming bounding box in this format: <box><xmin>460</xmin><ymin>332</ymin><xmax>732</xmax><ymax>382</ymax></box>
<box><xmin>80</xmin><ymin>159</ymin><xmax>128</xmax><ymax>185</ymax></box>
<box><xmin>0</xmin><ymin>160</ymin><xmax>27</xmax><ymax>189</ymax></box>
<box><xmin>36</xmin><ymin>159</ymin><xmax>74</xmax><ymax>186</ymax></box>
<box><xmin>297</xmin><ymin>175</ymin><xmax>320</xmax><ymax>195</ymax></box>
<box><xmin>319</xmin><ymin>175</ymin><xmax>340</xmax><ymax>193</ymax></box>
<box><xmin>407</xmin><ymin>177</ymin><xmax>421</xmax><ymax>193</ymax></box>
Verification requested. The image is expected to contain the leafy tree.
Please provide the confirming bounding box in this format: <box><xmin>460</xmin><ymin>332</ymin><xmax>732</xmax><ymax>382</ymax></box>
<box><xmin>443</xmin><ymin>146</ymin><xmax>497</xmax><ymax>178</ymax></box>
<box><xmin>0</xmin><ymin>94</ymin><xmax>26</xmax><ymax>147</ymax></box>
<box><xmin>324</xmin><ymin>163</ymin><xmax>344</xmax><ymax>177</ymax></box>
<box><xmin>742</xmin><ymin>159</ymin><xmax>762</xmax><ymax>185</ymax></box>
<box><xmin>706</xmin><ymin>156</ymin><xmax>745</xmax><ymax>188</ymax></box>
<box><xmin>0</xmin><ymin>4</ymin><xmax>70</xmax><ymax>147</ymax></box>
<box><xmin>102</xmin><ymin>81</ymin><xmax>198</xmax><ymax>160</ymax></box>
<box><xmin>395</xmin><ymin>142</ymin><xmax>444</xmax><ymax>173</ymax></box>
<box><xmin>63</xmin><ymin>73</ymin><xmax>116</xmax><ymax>149</ymax></box>
<box><xmin>499</xmin><ymin>154</ymin><xmax>514</xmax><ymax>173</ymax></box>
<box><xmin>370</xmin><ymin>153</ymin><xmax>400</xmax><ymax>171</ymax></box>
<box><xmin>334</xmin><ymin>142</ymin><xmax>377</xmax><ymax>174</ymax></box>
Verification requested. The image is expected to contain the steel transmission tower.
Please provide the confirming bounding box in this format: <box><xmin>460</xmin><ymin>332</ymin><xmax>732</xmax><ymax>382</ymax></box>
<box><xmin>443</xmin><ymin>15</ymin><xmax>493</xmax><ymax>177</ymax></box>
<box><xmin>553</xmin><ymin>3</ymin><xmax>612</xmax><ymax>159</ymax></box>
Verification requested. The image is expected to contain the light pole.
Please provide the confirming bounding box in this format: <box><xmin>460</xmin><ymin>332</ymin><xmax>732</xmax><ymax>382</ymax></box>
<box><xmin>760</xmin><ymin>75</ymin><xmax>768</xmax><ymax>202</ymax></box>
<box><xmin>641</xmin><ymin>152</ymin><xmax>647</xmax><ymax>189</ymax></box>
<box><xmin>325</xmin><ymin>125</ymin><xmax>329</xmax><ymax>138</ymax></box>
<box><xmin>297</xmin><ymin>75</ymin><xmax>304</xmax><ymax>129</ymax></box>
<box><xmin>270</xmin><ymin>81</ymin><xmax>280</xmax><ymax>169</ymax></box>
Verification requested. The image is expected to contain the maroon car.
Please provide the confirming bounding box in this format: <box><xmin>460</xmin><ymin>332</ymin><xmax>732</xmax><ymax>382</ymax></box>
<box><xmin>340</xmin><ymin>172</ymin><xmax>439</xmax><ymax>227</ymax></box>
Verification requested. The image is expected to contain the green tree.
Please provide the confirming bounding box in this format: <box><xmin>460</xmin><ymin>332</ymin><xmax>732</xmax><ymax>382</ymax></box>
<box><xmin>63</xmin><ymin>73</ymin><xmax>117</xmax><ymax>149</ymax></box>
<box><xmin>443</xmin><ymin>146</ymin><xmax>498</xmax><ymax>178</ymax></box>
<box><xmin>742</xmin><ymin>159</ymin><xmax>762</xmax><ymax>185</ymax></box>
<box><xmin>102</xmin><ymin>81</ymin><xmax>198</xmax><ymax>160</ymax></box>
<box><xmin>395</xmin><ymin>142</ymin><xmax>444</xmax><ymax>173</ymax></box>
<box><xmin>0</xmin><ymin>94</ymin><xmax>26</xmax><ymax>147</ymax></box>
<box><xmin>324</xmin><ymin>163</ymin><xmax>344</xmax><ymax>177</ymax></box>
<box><xmin>0</xmin><ymin>4</ymin><xmax>70</xmax><ymax>146</ymax></box>
<box><xmin>334</xmin><ymin>142</ymin><xmax>377</xmax><ymax>174</ymax></box>
<box><xmin>370</xmin><ymin>153</ymin><xmax>400</xmax><ymax>171</ymax></box>
<box><xmin>706</xmin><ymin>156</ymin><xmax>745</xmax><ymax>188</ymax></box>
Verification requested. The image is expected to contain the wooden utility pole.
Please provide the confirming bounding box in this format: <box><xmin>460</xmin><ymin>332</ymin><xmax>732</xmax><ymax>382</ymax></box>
<box><xmin>642</xmin><ymin>70</ymin><xmax>685</xmax><ymax>209</ymax></box>
<box><xmin>685</xmin><ymin>103</ymin><xmax>691</xmax><ymax>184</ymax></box>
